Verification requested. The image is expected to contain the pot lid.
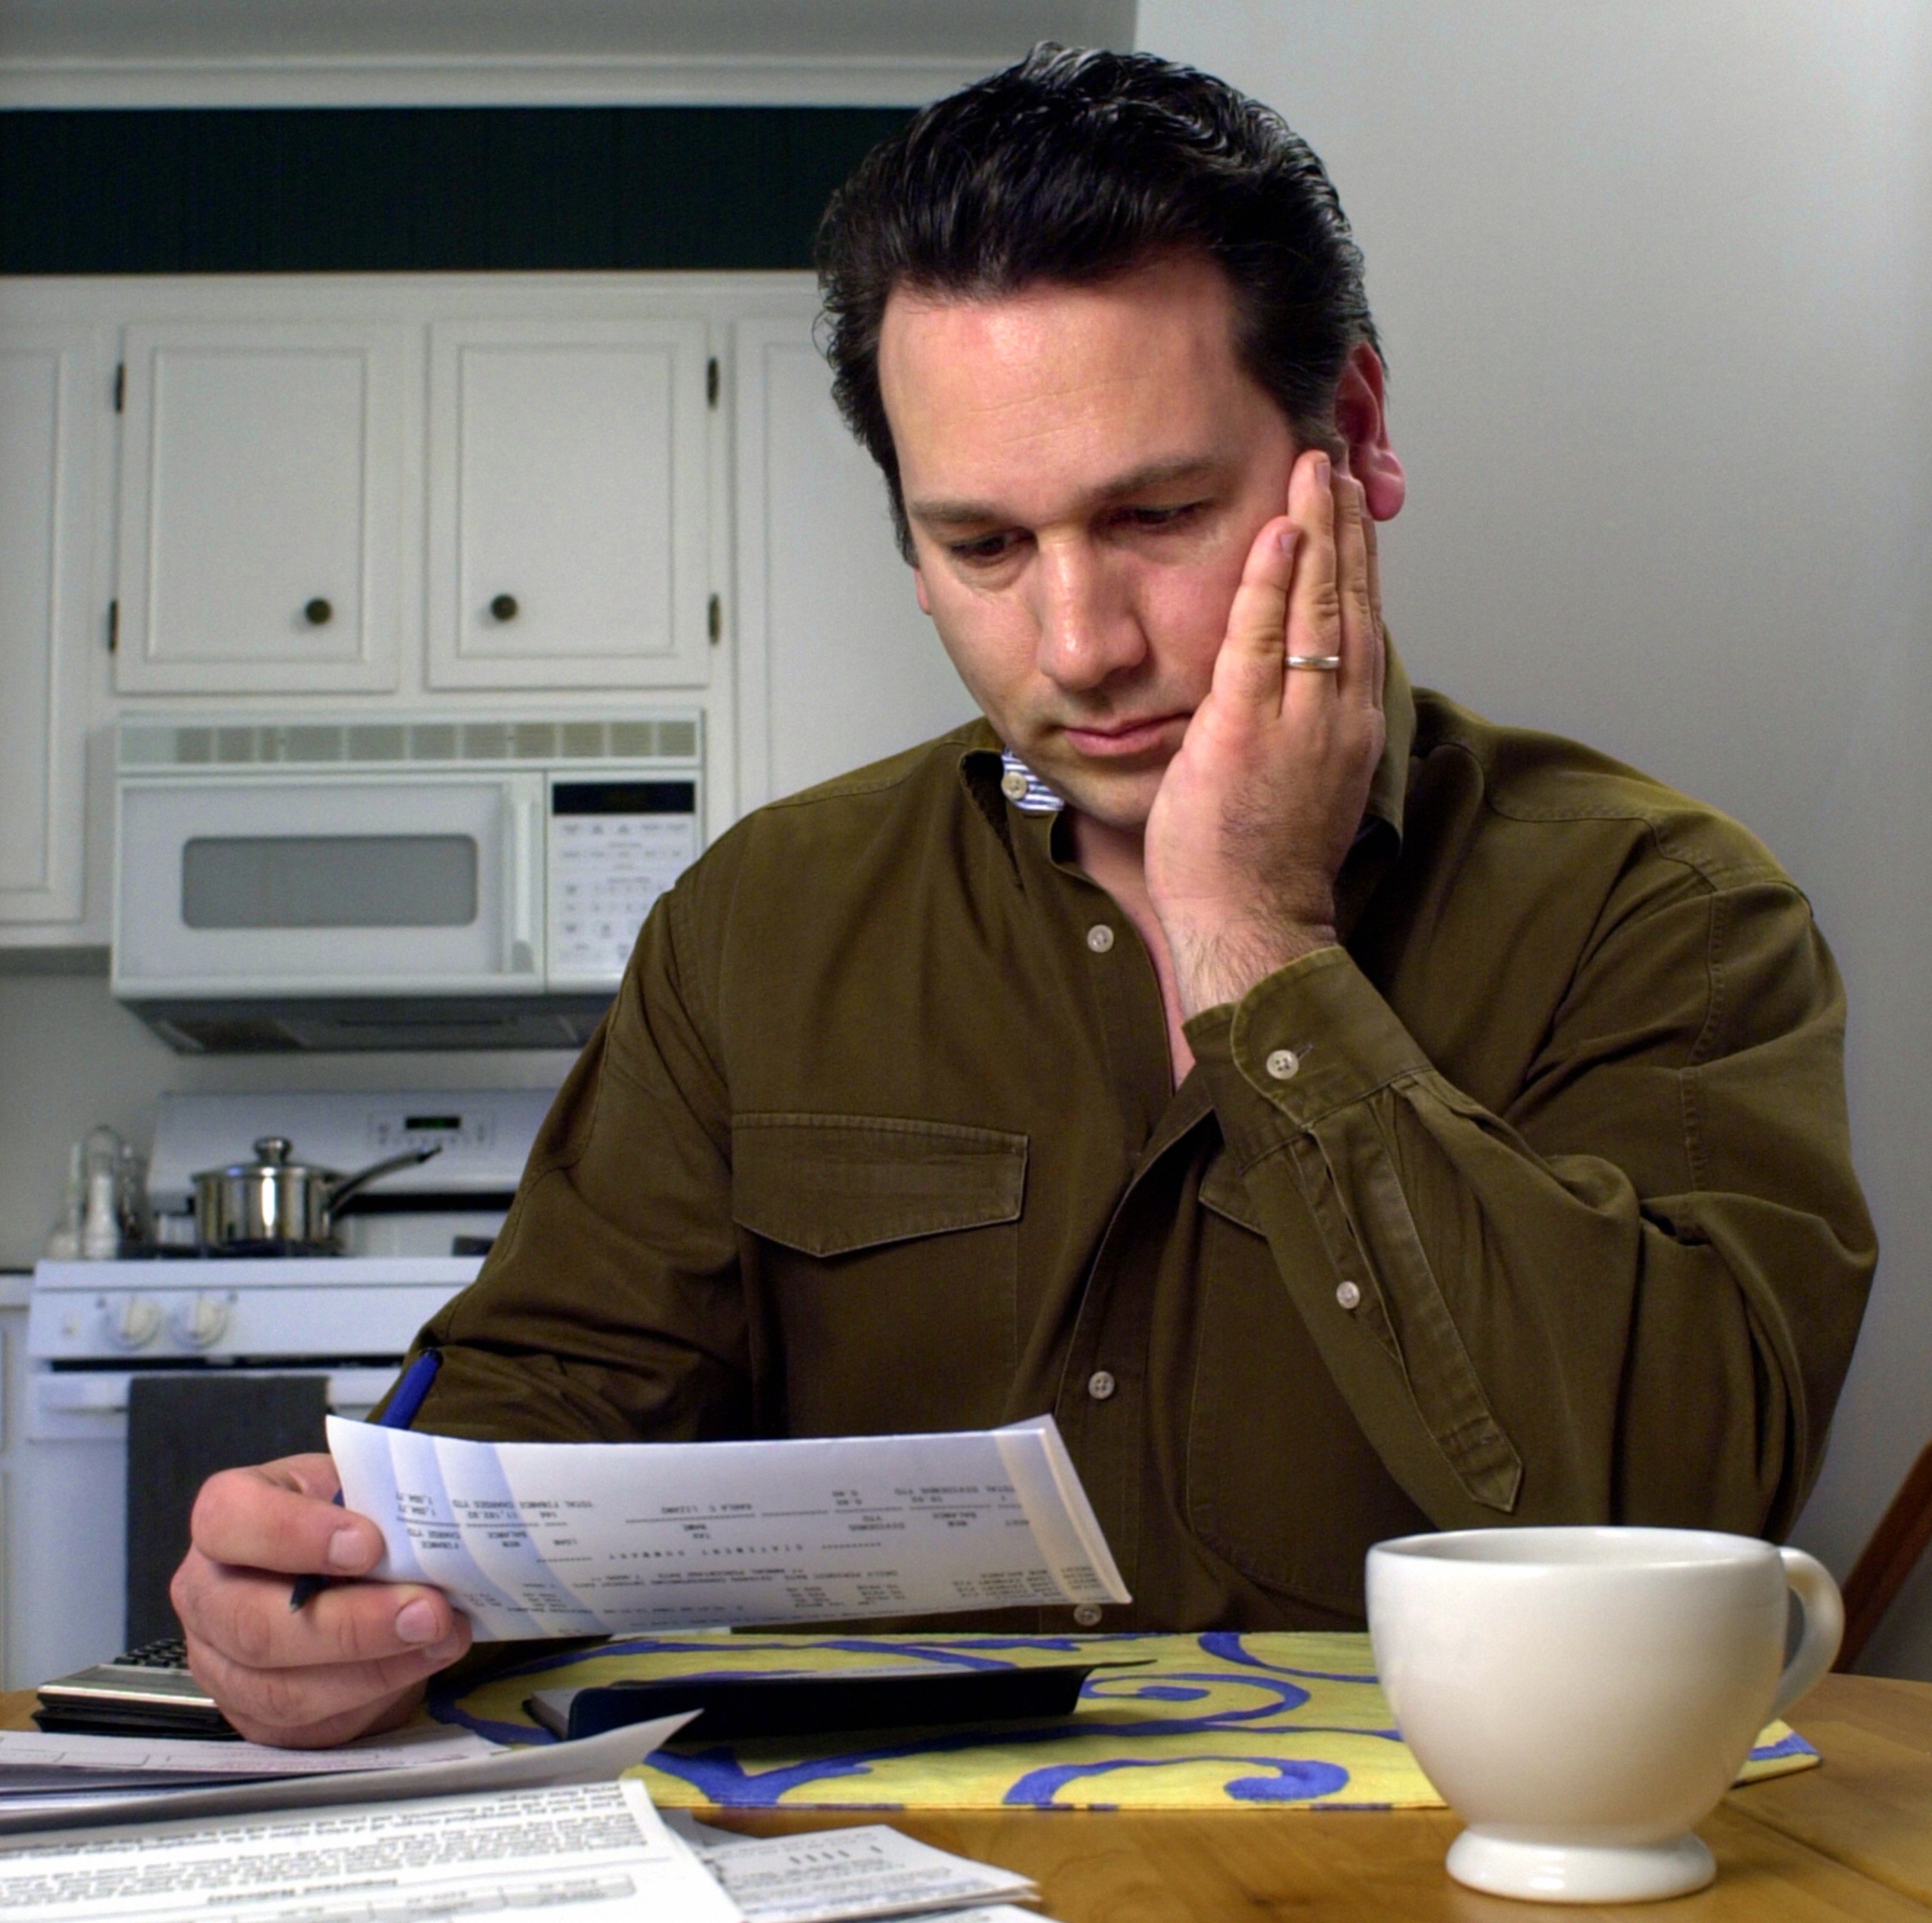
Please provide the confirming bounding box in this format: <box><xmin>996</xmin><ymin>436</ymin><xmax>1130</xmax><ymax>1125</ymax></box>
<box><xmin>195</xmin><ymin>1135</ymin><xmax>342</xmax><ymax>1184</ymax></box>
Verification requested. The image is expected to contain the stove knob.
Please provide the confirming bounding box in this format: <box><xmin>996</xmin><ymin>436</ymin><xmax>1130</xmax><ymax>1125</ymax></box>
<box><xmin>105</xmin><ymin>1296</ymin><xmax>162</xmax><ymax>1351</ymax></box>
<box><xmin>172</xmin><ymin>1294</ymin><xmax>232</xmax><ymax>1352</ymax></box>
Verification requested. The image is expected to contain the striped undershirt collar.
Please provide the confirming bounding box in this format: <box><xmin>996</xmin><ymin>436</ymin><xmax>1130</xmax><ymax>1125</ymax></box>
<box><xmin>998</xmin><ymin>749</ymin><xmax>1066</xmax><ymax>815</ymax></box>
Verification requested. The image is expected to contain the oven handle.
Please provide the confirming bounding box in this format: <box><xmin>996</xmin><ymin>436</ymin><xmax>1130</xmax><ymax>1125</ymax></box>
<box><xmin>32</xmin><ymin>1367</ymin><xmax>401</xmax><ymax>1419</ymax></box>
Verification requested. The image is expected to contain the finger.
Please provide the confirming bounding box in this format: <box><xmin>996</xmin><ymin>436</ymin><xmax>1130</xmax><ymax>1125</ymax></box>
<box><xmin>1331</xmin><ymin>471</ymin><xmax>1380</xmax><ymax>709</ymax></box>
<box><xmin>171</xmin><ymin>1546</ymin><xmax>466</xmax><ymax>1669</ymax></box>
<box><xmin>183</xmin><ymin>1632</ymin><xmax>439</xmax><ymax>1749</ymax></box>
<box><xmin>1361</xmin><ymin>509</ymin><xmax>1387</xmax><ymax>707</ymax></box>
<box><xmin>1210</xmin><ymin>514</ymin><xmax>1298</xmax><ymax>714</ymax></box>
<box><xmin>190</xmin><ymin>1457</ymin><xmax>381</xmax><ymax>1578</ymax></box>
<box><xmin>1283</xmin><ymin>450</ymin><xmax>1342</xmax><ymax>718</ymax></box>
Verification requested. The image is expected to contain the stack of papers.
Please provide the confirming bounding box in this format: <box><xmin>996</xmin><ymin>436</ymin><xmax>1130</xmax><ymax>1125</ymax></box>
<box><xmin>0</xmin><ymin>1779</ymin><xmax>732</xmax><ymax>1923</ymax></box>
<box><xmin>329</xmin><ymin>1412</ymin><xmax>1128</xmax><ymax>1639</ymax></box>
<box><xmin>0</xmin><ymin>1778</ymin><xmax>1060</xmax><ymax>1923</ymax></box>
<box><xmin>0</xmin><ymin>1714</ymin><xmax>693</xmax><ymax>1835</ymax></box>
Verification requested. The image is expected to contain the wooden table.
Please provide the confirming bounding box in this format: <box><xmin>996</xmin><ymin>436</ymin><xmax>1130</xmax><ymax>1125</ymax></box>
<box><xmin>7</xmin><ymin>1674</ymin><xmax>1929</xmax><ymax>1918</ymax></box>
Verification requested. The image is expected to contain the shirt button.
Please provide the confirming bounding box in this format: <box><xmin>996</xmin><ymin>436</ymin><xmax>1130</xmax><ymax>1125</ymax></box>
<box><xmin>1087</xmin><ymin>1369</ymin><xmax>1117</xmax><ymax>1401</ymax></box>
<box><xmin>1085</xmin><ymin>924</ymin><xmax>1115</xmax><ymax>953</ymax></box>
<box><xmin>1001</xmin><ymin>769</ymin><xmax>1030</xmax><ymax>802</ymax></box>
<box><xmin>1336</xmin><ymin>1280</ymin><xmax>1362</xmax><ymax>1311</ymax></box>
<box><xmin>1266</xmin><ymin>1047</ymin><xmax>1301</xmax><ymax>1081</ymax></box>
<box><xmin>1072</xmin><ymin>1603</ymin><xmax>1104</xmax><ymax>1628</ymax></box>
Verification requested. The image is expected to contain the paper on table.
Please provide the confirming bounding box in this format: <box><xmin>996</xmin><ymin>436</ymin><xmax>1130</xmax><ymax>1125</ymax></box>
<box><xmin>0</xmin><ymin>1721</ymin><xmax>496</xmax><ymax>1792</ymax></box>
<box><xmin>328</xmin><ymin>1412</ymin><xmax>1129</xmax><ymax>1641</ymax></box>
<box><xmin>694</xmin><ymin>1824</ymin><xmax>1036</xmax><ymax>1923</ymax></box>
<box><xmin>0</xmin><ymin>1712</ymin><xmax>697</xmax><ymax>1837</ymax></box>
<box><xmin>0</xmin><ymin>1778</ymin><xmax>737</xmax><ymax>1923</ymax></box>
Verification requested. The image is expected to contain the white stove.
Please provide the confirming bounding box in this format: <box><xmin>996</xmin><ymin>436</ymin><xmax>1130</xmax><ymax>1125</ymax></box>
<box><xmin>17</xmin><ymin>1088</ymin><xmax>552</xmax><ymax>1688</ymax></box>
<box><xmin>26</xmin><ymin>1257</ymin><xmax>482</xmax><ymax>1440</ymax></box>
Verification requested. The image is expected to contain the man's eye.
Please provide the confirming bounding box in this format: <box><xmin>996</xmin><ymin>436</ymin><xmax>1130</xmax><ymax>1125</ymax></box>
<box><xmin>949</xmin><ymin>532</ymin><xmax>1022</xmax><ymax>565</ymax></box>
<box><xmin>1122</xmin><ymin>503</ymin><xmax>1204</xmax><ymax>531</ymax></box>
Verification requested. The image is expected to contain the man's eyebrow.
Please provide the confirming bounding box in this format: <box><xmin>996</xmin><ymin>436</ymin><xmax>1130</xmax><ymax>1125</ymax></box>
<box><xmin>906</xmin><ymin>456</ymin><xmax>1225</xmax><ymax>528</ymax></box>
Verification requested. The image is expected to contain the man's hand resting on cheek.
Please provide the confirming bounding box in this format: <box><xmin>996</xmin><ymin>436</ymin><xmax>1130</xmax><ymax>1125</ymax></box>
<box><xmin>171</xmin><ymin>1453</ymin><xmax>472</xmax><ymax>1749</ymax></box>
<box><xmin>1145</xmin><ymin>446</ymin><xmax>1387</xmax><ymax>1020</ymax></box>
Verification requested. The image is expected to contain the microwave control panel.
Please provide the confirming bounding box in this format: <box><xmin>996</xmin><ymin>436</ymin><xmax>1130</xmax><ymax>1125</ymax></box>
<box><xmin>547</xmin><ymin>778</ymin><xmax>701</xmax><ymax>986</ymax></box>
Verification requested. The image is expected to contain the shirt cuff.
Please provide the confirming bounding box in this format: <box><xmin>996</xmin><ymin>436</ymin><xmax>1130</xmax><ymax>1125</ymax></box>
<box><xmin>1184</xmin><ymin>946</ymin><xmax>1431</xmax><ymax>1161</ymax></box>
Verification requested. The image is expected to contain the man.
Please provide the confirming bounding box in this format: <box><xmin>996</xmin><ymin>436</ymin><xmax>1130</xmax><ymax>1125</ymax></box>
<box><xmin>174</xmin><ymin>46</ymin><xmax>1875</xmax><ymax>1748</ymax></box>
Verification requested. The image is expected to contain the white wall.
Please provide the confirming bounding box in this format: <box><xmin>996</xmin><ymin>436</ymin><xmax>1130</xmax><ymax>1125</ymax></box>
<box><xmin>1137</xmin><ymin>0</ymin><xmax>1932</xmax><ymax>1675</ymax></box>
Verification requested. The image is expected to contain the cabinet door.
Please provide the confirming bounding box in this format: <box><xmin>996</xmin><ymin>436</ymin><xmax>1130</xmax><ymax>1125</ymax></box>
<box><xmin>0</xmin><ymin>326</ymin><xmax>97</xmax><ymax>926</ymax></box>
<box><xmin>115</xmin><ymin>324</ymin><xmax>411</xmax><ymax>694</ymax></box>
<box><xmin>732</xmin><ymin>318</ymin><xmax>975</xmax><ymax>813</ymax></box>
<box><xmin>428</xmin><ymin>320</ymin><xmax>711</xmax><ymax>690</ymax></box>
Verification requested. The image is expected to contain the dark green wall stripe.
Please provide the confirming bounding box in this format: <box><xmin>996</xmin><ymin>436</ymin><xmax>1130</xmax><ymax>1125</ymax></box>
<box><xmin>0</xmin><ymin>107</ymin><xmax>912</xmax><ymax>274</ymax></box>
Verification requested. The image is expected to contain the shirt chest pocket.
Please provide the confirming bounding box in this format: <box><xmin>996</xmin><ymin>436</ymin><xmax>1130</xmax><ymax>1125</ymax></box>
<box><xmin>731</xmin><ymin>1114</ymin><xmax>1028</xmax><ymax>1437</ymax></box>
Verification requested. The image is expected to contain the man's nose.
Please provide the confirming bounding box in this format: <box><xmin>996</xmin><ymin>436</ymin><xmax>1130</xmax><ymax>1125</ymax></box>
<box><xmin>1032</xmin><ymin>540</ymin><xmax>1145</xmax><ymax>691</ymax></box>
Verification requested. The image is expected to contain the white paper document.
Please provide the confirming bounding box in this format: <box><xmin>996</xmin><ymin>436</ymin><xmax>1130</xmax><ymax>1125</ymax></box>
<box><xmin>0</xmin><ymin>1779</ymin><xmax>738</xmax><ymax>1923</ymax></box>
<box><xmin>0</xmin><ymin>1714</ymin><xmax>696</xmax><ymax>1838</ymax></box>
<box><xmin>694</xmin><ymin>1824</ymin><xmax>1037</xmax><ymax>1923</ymax></box>
<box><xmin>0</xmin><ymin>1721</ymin><xmax>495</xmax><ymax>1792</ymax></box>
<box><xmin>328</xmin><ymin>1413</ymin><xmax>1129</xmax><ymax>1641</ymax></box>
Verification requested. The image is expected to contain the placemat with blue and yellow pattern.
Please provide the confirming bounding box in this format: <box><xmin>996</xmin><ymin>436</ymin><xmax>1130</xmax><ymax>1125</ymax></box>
<box><xmin>436</xmin><ymin>1630</ymin><xmax>1819</xmax><ymax>1811</ymax></box>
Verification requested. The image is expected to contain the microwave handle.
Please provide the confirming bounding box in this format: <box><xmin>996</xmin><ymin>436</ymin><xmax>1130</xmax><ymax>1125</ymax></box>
<box><xmin>506</xmin><ymin>789</ymin><xmax>540</xmax><ymax>977</ymax></box>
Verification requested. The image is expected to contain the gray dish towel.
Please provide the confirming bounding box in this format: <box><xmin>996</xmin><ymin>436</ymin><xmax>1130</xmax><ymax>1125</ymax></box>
<box><xmin>124</xmin><ymin>1373</ymin><xmax>329</xmax><ymax>1649</ymax></box>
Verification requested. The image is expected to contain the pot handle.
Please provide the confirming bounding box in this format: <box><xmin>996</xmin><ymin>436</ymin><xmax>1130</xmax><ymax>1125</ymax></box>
<box><xmin>327</xmin><ymin>1143</ymin><xmax>443</xmax><ymax>1210</ymax></box>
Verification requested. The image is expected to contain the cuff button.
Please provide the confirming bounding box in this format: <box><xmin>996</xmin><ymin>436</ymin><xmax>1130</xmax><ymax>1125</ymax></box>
<box><xmin>1266</xmin><ymin>1047</ymin><xmax>1301</xmax><ymax>1081</ymax></box>
<box><xmin>1072</xmin><ymin>1603</ymin><xmax>1104</xmax><ymax>1628</ymax></box>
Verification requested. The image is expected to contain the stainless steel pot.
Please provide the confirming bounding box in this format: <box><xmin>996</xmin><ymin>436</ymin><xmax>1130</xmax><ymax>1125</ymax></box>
<box><xmin>192</xmin><ymin>1135</ymin><xmax>441</xmax><ymax>1252</ymax></box>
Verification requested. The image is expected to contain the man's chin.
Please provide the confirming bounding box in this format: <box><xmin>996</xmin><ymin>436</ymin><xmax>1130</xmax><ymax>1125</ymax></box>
<box><xmin>1027</xmin><ymin>757</ymin><xmax>1161</xmax><ymax>834</ymax></box>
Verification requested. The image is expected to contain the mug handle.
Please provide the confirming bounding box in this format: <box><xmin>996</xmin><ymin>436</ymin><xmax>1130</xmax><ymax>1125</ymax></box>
<box><xmin>1770</xmin><ymin>1546</ymin><xmax>1845</xmax><ymax>1720</ymax></box>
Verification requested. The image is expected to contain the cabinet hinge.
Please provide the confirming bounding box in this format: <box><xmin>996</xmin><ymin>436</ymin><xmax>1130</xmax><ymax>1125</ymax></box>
<box><xmin>707</xmin><ymin>593</ymin><xmax>721</xmax><ymax>642</ymax></box>
<box><xmin>113</xmin><ymin>364</ymin><xmax>125</xmax><ymax>413</ymax></box>
<box><xmin>706</xmin><ymin>357</ymin><xmax>720</xmax><ymax>408</ymax></box>
<box><xmin>106</xmin><ymin>599</ymin><xmax>118</xmax><ymax>652</ymax></box>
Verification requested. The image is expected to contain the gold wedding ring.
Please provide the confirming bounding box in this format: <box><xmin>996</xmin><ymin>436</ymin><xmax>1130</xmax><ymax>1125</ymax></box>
<box><xmin>1286</xmin><ymin>653</ymin><xmax>1342</xmax><ymax>671</ymax></box>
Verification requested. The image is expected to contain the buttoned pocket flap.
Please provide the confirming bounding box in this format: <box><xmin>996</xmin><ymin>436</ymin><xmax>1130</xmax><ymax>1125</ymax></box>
<box><xmin>1198</xmin><ymin>1149</ymin><xmax>1265</xmax><ymax>1235</ymax></box>
<box><xmin>732</xmin><ymin>1114</ymin><xmax>1028</xmax><ymax>1258</ymax></box>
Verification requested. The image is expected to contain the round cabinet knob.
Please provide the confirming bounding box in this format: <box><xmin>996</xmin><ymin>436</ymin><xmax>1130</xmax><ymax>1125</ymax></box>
<box><xmin>105</xmin><ymin>1296</ymin><xmax>162</xmax><ymax>1352</ymax></box>
<box><xmin>303</xmin><ymin>597</ymin><xmax>334</xmax><ymax>626</ymax></box>
<box><xmin>172</xmin><ymin>1293</ymin><xmax>232</xmax><ymax>1352</ymax></box>
<box><xmin>489</xmin><ymin>593</ymin><xmax>519</xmax><ymax>623</ymax></box>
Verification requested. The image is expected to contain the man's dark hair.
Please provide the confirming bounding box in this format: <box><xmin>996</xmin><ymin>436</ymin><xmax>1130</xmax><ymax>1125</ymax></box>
<box><xmin>816</xmin><ymin>42</ymin><xmax>1381</xmax><ymax>558</ymax></box>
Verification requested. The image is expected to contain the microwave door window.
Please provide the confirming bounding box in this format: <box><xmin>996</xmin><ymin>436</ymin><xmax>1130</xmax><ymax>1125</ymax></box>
<box><xmin>181</xmin><ymin>835</ymin><xmax>478</xmax><ymax>929</ymax></box>
<box><xmin>114</xmin><ymin>776</ymin><xmax>537</xmax><ymax>992</ymax></box>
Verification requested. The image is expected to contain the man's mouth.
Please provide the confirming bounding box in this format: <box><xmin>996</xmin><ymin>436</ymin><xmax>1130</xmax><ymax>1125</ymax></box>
<box><xmin>1057</xmin><ymin>713</ymin><xmax>1188</xmax><ymax>758</ymax></box>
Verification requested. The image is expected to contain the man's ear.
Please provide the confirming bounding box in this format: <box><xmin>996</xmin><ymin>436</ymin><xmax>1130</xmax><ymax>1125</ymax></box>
<box><xmin>913</xmin><ymin>567</ymin><xmax>933</xmax><ymax>616</ymax></box>
<box><xmin>1334</xmin><ymin>341</ymin><xmax>1407</xmax><ymax>522</ymax></box>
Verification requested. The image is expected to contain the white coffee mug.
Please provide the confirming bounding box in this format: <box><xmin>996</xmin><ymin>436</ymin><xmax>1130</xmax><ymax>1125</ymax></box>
<box><xmin>1367</xmin><ymin>1526</ymin><xmax>1842</xmax><ymax>1904</ymax></box>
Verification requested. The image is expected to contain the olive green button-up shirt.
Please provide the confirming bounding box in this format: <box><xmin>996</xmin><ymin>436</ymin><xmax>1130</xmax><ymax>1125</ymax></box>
<box><xmin>415</xmin><ymin>654</ymin><xmax>1875</xmax><ymax>1632</ymax></box>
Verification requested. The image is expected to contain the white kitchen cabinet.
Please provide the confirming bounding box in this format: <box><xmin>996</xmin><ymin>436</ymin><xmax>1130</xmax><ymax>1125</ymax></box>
<box><xmin>0</xmin><ymin>324</ymin><xmax>100</xmax><ymax>928</ymax></box>
<box><xmin>731</xmin><ymin>315</ymin><xmax>974</xmax><ymax>813</ymax></box>
<box><xmin>427</xmin><ymin>319</ymin><xmax>712</xmax><ymax>691</ymax></box>
<box><xmin>114</xmin><ymin>322</ymin><xmax>413</xmax><ymax>694</ymax></box>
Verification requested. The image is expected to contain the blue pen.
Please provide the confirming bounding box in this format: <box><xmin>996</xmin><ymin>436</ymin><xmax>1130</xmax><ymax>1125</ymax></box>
<box><xmin>289</xmin><ymin>1347</ymin><xmax>441</xmax><ymax>1611</ymax></box>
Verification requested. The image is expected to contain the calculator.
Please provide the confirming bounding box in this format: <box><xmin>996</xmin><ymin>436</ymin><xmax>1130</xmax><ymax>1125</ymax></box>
<box><xmin>33</xmin><ymin>1637</ymin><xmax>238</xmax><ymax>1739</ymax></box>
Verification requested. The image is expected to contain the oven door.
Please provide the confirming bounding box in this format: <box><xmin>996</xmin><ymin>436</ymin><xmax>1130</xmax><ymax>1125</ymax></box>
<box><xmin>14</xmin><ymin>1366</ymin><xmax>398</xmax><ymax>1689</ymax></box>
<box><xmin>113</xmin><ymin>774</ymin><xmax>543</xmax><ymax>995</ymax></box>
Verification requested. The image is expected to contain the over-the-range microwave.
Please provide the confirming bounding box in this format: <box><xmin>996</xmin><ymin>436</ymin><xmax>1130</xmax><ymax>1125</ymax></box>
<box><xmin>112</xmin><ymin>714</ymin><xmax>703</xmax><ymax>1052</ymax></box>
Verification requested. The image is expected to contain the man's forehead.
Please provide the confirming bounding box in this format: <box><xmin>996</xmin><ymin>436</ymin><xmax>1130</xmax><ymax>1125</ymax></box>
<box><xmin>879</xmin><ymin>252</ymin><xmax>1244</xmax><ymax>381</ymax></box>
<box><xmin>878</xmin><ymin>256</ymin><xmax>1276</xmax><ymax>508</ymax></box>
